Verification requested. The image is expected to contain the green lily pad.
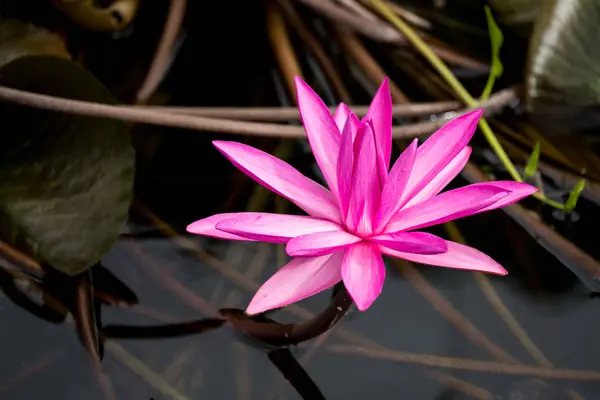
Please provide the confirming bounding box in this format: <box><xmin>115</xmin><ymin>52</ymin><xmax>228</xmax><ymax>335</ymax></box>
<box><xmin>526</xmin><ymin>0</ymin><xmax>600</xmax><ymax>108</ymax></box>
<box><xmin>0</xmin><ymin>55</ymin><xmax>135</xmax><ymax>275</ymax></box>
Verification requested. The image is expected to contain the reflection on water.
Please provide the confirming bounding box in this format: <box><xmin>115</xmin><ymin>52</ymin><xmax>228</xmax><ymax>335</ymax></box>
<box><xmin>2</xmin><ymin>163</ymin><xmax>600</xmax><ymax>399</ymax></box>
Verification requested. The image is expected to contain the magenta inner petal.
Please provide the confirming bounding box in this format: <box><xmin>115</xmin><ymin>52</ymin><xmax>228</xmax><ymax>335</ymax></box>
<box><xmin>286</xmin><ymin>230</ymin><xmax>362</xmax><ymax>257</ymax></box>
<box><xmin>370</xmin><ymin>231</ymin><xmax>448</xmax><ymax>255</ymax></box>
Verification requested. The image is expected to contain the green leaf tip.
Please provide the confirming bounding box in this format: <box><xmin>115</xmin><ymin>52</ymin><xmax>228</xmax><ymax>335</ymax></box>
<box><xmin>564</xmin><ymin>178</ymin><xmax>586</xmax><ymax>212</ymax></box>
<box><xmin>524</xmin><ymin>141</ymin><xmax>541</xmax><ymax>179</ymax></box>
<box><xmin>481</xmin><ymin>6</ymin><xmax>505</xmax><ymax>101</ymax></box>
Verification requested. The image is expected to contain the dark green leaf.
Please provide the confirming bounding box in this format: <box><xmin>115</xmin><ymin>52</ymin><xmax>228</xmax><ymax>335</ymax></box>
<box><xmin>0</xmin><ymin>55</ymin><xmax>134</xmax><ymax>275</ymax></box>
<box><xmin>0</xmin><ymin>19</ymin><xmax>70</xmax><ymax>68</ymax></box>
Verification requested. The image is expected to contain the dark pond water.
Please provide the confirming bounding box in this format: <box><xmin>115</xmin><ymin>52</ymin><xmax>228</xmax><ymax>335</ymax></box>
<box><xmin>2</xmin><ymin>1</ymin><xmax>600</xmax><ymax>399</ymax></box>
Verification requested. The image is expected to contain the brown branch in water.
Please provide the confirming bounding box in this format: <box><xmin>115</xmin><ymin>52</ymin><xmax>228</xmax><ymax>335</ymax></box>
<box><xmin>0</xmin><ymin>85</ymin><xmax>516</xmax><ymax>138</ymax></box>
<box><xmin>126</xmin><ymin>240</ymin><xmax>219</xmax><ymax>318</ymax></box>
<box><xmin>294</xmin><ymin>0</ymin><xmax>488</xmax><ymax>70</ymax></box>
<box><xmin>443</xmin><ymin>222</ymin><xmax>585</xmax><ymax>400</ymax></box>
<box><xmin>0</xmin><ymin>240</ymin><xmax>42</xmax><ymax>274</ymax></box>
<box><xmin>393</xmin><ymin>259</ymin><xmax>519</xmax><ymax>364</ymax></box>
<box><xmin>135</xmin><ymin>0</ymin><xmax>187</xmax><ymax>104</ymax></box>
<box><xmin>0</xmin><ymin>351</ymin><xmax>61</xmax><ymax>397</ymax></box>
<box><xmin>294</xmin><ymin>0</ymin><xmax>399</xmax><ymax>42</ymax></box>
<box><xmin>328</xmin><ymin>345</ymin><xmax>600</xmax><ymax>381</ymax></box>
<box><xmin>105</xmin><ymin>341</ymin><xmax>191</xmax><ymax>400</ymax></box>
<box><xmin>339</xmin><ymin>0</ymin><xmax>380</xmax><ymax>22</ymax></box>
<box><xmin>161</xmin><ymin>346</ymin><xmax>195</xmax><ymax>383</ymax></box>
<box><xmin>232</xmin><ymin>342</ymin><xmax>252</xmax><ymax>400</ymax></box>
<box><xmin>127</xmin><ymin>304</ymin><xmax>182</xmax><ymax>323</ymax></box>
<box><xmin>335</xmin><ymin>26</ymin><xmax>409</xmax><ymax>103</ymax></box>
<box><xmin>375</xmin><ymin>1</ymin><xmax>431</xmax><ymax>29</ymax></box>
<box><xmin>422</xmin><ymin>370</ymin><xmax>494</xmax><ymax>400</ymax></box>
<box><xmin>461</xmin><ymin>162</ymin><xmax>600</xmax><ymax>288</ymax></box>
<box><xmin>444</xmin><ymin>223</ymin><xmax>550</xmax><ymax>366</ymax></box>
<box><xmin>131</xmin><ymin>100</ymin><xmax>461</xmax><ymax>120</ymax></box>
<box><xmin>277</xmin><ymin>0</ymin><xmax>352</xmax><ymax>103</ymax></box>
<box><xmin>267</xmin><ymin>3</ymin><xmax>304</xmax><ymax>96</ymax></box>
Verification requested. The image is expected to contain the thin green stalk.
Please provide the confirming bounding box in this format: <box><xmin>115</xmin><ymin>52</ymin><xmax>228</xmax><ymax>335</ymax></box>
<box><xmin>370</xmin><ymin>0</ymin><xmax>566</xmax><ymax>210</ymax></box>
<box><xmin>478</xmin><ymin>118</ymin><xmax>523</xmax><ymax>183</ymax></box>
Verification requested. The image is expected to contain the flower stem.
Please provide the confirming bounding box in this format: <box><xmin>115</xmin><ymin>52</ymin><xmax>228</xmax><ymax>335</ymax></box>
<box><xmin>370</xmin><ymin>0</ymin><xmax>565</xmax><ymax>210</ymax></box>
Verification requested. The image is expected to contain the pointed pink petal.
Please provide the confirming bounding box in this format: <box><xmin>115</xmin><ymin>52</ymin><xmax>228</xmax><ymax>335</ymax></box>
<box><xmin>295</xmin><ymin>77</ymin><xmax>342</xmax><ymax>201</ymax></box>
<box><xmin>246</xmin><ymin>252</ymin><xmax>343</xmax><ymax>315</ymax></box>
<box><xmin>346</xmin><ymin>123</ymin><xmax>382</xmax><ymax>236</ymax></box>
<box><xmin>213</xmin><ymin>141</ymin><xmax>341</xmax><ymax>223</ymax></box>
<box><xmin>286</xmin><ymin>230</ymin><xmax>362</xmax><ymax>257</ymax></box>
<box><xmin>402</xmin><ymin>110</ymin><xmax>482</xmax><ymax>204</ymax></box>
<box><xmin>468</xmin><ymin>181</ymin><xmax>538</xmax><ymax>214</ymax></box>
<box><xmin>370</xmin><ymin>231</ymin><xmax>447</xmax><ymax>254</ymax></box>
<box><xmin>403</xmin><ymin>146</ymin><xmax>472</xmax><ymax>209</ymax></box>
<box><xmin>384</xmin><ymin>183</ymin><xmax>510</xmax><ymax>233</ymax></box>
<box><xmin>214</xmin><ymin>213</ymin><xmax>341</xmax><ymax>243</ymax></box>
<box><xmin>333</xmin><ymin>103</ymin><xmax>353</xmax><ymax>132</ymax></box>
<box><xmin>337</xmin><ymin>113</ymin><xmax>360</xmax><ymax>219</ymax></box>
<box><xmin>379</xmin><ymin>241</ymin><xmax>507</xmax><ymax>275</ymax></box>
<box><xmin>187</xmin><ymin>213</ymin><xmax>259</xmax><ymax>241</ymax></box>
<box><xmin>341</xmin><ymin>242</ymin><xmax>385</xmax><ymax>311</ymax></box>
<box><xmin>375</xmin><ymin>139</ymin><xmax>418</xmax><ymax>231</ymax></box>
<box><xmin>364</xmin><ymin>78</ymin><xmax>392</xmax><ymax>169</ymax></box>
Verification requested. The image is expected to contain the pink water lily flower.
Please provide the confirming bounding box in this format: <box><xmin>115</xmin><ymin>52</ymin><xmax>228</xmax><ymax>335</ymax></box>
<box><xmin>187</xmin><ymin>77</ymin><xmax>537</xmax><ymax>314</ymax></box>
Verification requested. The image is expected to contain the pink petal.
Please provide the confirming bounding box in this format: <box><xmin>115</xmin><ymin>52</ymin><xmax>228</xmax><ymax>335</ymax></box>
<box><xmin>384</xmin><ymin>183</ymin><xmax>510</xmax><ymax>233</ymax></box>
<box><xmin>337</xmin><ymin>113</ymin><xmax>360</xmax><ymax>218</ymax></box>
<box><xmin>246</xmin><ymin>251</ymin><xmax>344</xmax><ymax>315</ymax></box>
<box><xmin>403</xmin><ymin>146</ymin><xmax>472</xmax><ymax>209</ymax></box>
<box><xmin>379</xmin><ymin>241</ymin><xmax>507</xmax><ymax>275</ymax></box>
<box><xmin>374</xmin><ymin>139</ymin><xmax>418</xmax><ymax>231</ymax></box>
<box><xmin>187</xmin><ymin>213</ymin><xmax>259</xmax><ymax>241</ymax></box>
<box><xmin>402</xmin><ymin>110</ymin><xmax>482</xmax><ymax>204</ymax></box>
<box><xmin>346</xmin><ymin>122</ymin><xmax>382</xmax><ymax>236</ymax></box>
<box><xmin>213</xmin><ymin>141</ymin><xmax>341</xmax><ymax>223</ymax></box>
<box><xmin>341</xmin><ymin>242</ymin><xmax>385</xmax><ymax>311</ymax></box>
<box><xmin>468</xmin><ymin>181</ymin><xmax>538</xmax><ymax>214</ymax></box>
<box><xmin>286</xmin><ymin>230</ymin><xmax>362</xmax><ymax>257</ymax></box>
<box><xmin>372</xmin><ymin>119</ymin><xmax>388</xmax><ymax>189</ymax></box>
<box><xmin>370</xmin><ymin>231</ymin><xmax>447</xmax><ymax>254</ymax></box>
<box><xmin>364</xmin><ymin>78</ymin><xmax>392</xmax><ymax>169</ymax></box>
<box><xmin>295</xmin><ymin>77</ymin><xmax>342</xmax><ymax>201</ymax></box>
<box><xmin>333</xmin><ymin>103</ymin><xmax>353</xmax><ymax>132</ymax></box>
<box><xmin>215</xmin><ymin>213</ymin><xmax>342</xmax><ymax>243</ymax></box>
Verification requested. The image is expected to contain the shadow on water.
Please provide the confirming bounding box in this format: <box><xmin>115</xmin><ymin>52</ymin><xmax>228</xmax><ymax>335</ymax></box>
<box><xmin>2</xmin><ymin>1</ymin><xmax>600</xmax><ymax>399</ymax></box>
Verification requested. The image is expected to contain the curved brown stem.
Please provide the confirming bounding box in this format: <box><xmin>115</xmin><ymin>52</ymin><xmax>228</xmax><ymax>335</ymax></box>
<box><xmin>221</xmin><ymin>283</ymin><xmax>352</xmax><ymax>347</ymax></box>
<box><xmin>135</xmin><ymin>0</ymin><xmax>187</xmax><ymax>104</ymax></box>
<box><xmin>0</xmin><ymin>85</ymin><xmax>516</xmax><ymax>138</ymax></box>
